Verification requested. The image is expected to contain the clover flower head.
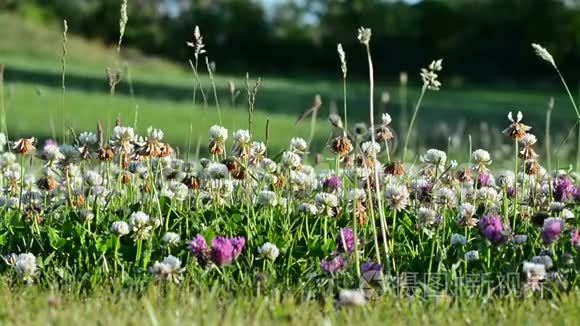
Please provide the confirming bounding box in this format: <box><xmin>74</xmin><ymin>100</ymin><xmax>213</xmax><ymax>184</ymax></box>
<box><xmin>150</xmin><ymin>255</ymin><xmax>184</xmax><ymax>283</ymax></box>
<box><xmin>258</xmin><ymin>242</ymin><xmax>280</xmax><ymax>261</ymax></box>
<box><xmin>111</xmin><ymin>221</ymin><xmax>130</xmax><ymax>236</ymax></box>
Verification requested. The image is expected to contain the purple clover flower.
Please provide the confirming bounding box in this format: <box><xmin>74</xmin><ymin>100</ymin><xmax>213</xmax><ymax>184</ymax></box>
<box><xmin>571</xmin><ymin>229</ymin><xmax>580</xmax><ymax>248</ymax></box>
<box><xmin>574</xmin><ymin>187</ymin><xmax>580</xmax><ymax>203</ymax></box>
<box><xmin>320</xmin><ymin>255</ymin><xmax>347</xmax><ymax>274</ymax></box>
<box><xmin>189</xmin><ymin>234</ymin><xmax>210</xmax><ymax>266</ymax></box>
<box><xmin>478</xmin><ymin>172</ymin><xmax>493</xmax><ymax>187</ymax></box>
<box><xmin>553</xmin><ymin>176</ymin><xmax>574</xmax><ymax>202</ymax></box>
<box><xmin>210</xmin><ymin>237</ymin><xmax>235</xmax><ymax>266</ymax></box>
<box><xmin>323</xmin><ymin>175</ymin><xmax>341</xmax><ymax>192</ymax></box>
<box><xmin>336</xmin><ymin>228</ymin><xmax>355</xmax><ymax>253</ymax></box>
<box><xmin>479</xmin><ymin>215</ymin><xmax>506</xmax><ymax>245</ymax></box>
<box><xmin>230</xmin><ymin>236</ymin><xmax>246</xmax><ymax>260</ymax></box>
<box><xmin>542</xmin><ymin>218</ymin><xmax>564</xmax><ymax>245</ymax></box>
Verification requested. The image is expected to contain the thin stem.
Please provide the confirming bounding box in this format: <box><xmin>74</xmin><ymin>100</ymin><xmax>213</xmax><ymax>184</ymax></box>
<box><xmin>403</xmin><ymin>86</ymin><xmax>427</xmax><ymax>162</ymax></box>
<box><xmin>364</xmin><ymin>43</ymin><xmax>390</xmax><ymax>270</ymax></box>
<box><xmin>342</xmin><ymin>77</ymin><xmax>348</xmax><ymax>132</ymax></box>
<box><xmin>206</xmin><ymin>57</ymin><xmax>222</xmax><ymax>124</ymax></box>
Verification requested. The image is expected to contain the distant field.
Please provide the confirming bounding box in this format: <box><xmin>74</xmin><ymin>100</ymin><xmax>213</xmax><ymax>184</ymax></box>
<box><xmin>1</xmin><ymin>13</ymin><xmax>579</xmax><ymax>159</ymax></box>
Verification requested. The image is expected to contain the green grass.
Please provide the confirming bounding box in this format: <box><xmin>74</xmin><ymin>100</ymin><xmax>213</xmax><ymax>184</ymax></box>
<box><xmin>1</xmin><ymin>286</ymin><xmax>578</xmax><ymax>325</ymax></box>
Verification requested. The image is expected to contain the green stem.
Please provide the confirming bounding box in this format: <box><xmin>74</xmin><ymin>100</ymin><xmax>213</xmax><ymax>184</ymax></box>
<box><xmin>403</xmin><ymin>86</ymin><xmax>427</xmax><ymax>162</ymax></box>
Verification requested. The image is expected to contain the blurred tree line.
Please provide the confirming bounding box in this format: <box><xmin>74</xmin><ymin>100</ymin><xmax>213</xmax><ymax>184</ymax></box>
<box><xmin>3</xmin><ymin>0</ymin><xmax>580</xmax><ymax>83</ymax></box>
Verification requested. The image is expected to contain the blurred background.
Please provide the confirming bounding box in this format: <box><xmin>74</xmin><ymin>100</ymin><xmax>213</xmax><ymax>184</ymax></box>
<box><xmin>1</xmin><ymin>0</ymin><xmax>579</xmax><ymax>164</ymax></box>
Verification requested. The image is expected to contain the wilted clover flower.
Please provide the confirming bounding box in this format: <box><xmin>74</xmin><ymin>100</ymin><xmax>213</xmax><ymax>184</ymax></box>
<box><xmin>357</xmin><ymin>27</ymin><xmax>371</xmax><ymax>46</ymax></box>
<box><xmin>13</xmin><ymin>137</ymin><xmax>36</xmax><ymax>156</ymax></box>
<box><xmin>208</xmin><ymin>125</ymin><xmax>228</xmax><ymax>156</ymax></box>
<box><xmin>384</xmin><ymin>184</ymin><xmax>409</xmax><ymax>211</ymax></box>
<box><xmin>13</xmin><ymin>253</ymin><xmax>37</xmax><ymax>283</ymax></box>
<box><xmin>149</xmin><ymin>255</ymin><xmax>185</xmax><ymax>284</ymax></box>
<box><xmin>257</xmin><ymin>190</ymin><xmax>278</xmax><ymax>207</ymax></box>
<box><xmin>258</xmin><ymin>242</ymin><xmax>280</xmax><ymax>261</ymax></box>
<box><xmin>503</xmin><ymin>111</ymin><xmax>531</xmax><ymax>140</ymax></box>
<box><xmin>111</xmin><ymin>221</ymin><xmax>130</xmax><ymax>236</ymax></box>
<box><xmin>531</xmin><ymin>43</ymin><xmax>556</xmax><ymax>67</ymax></box>
<box><xmin>542</xmin><ymin>218</ymin><xmax>564</xmax><ymax>245</ymax></box>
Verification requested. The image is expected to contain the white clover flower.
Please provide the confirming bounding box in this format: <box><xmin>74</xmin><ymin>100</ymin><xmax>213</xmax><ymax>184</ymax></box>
<box><xmin>298</xmin><ymin>202</ymin><xmax>318</xmax><ymax>215</ymax></box>
<box><xmin>129</xmin><ymin>211</ymin><xmax>150</xmax><ymax>236</ymax></box>
<box><xmin>43</xmin><ymin>143</ymin><xmax>64</xmax><ymax>162</ymax></box>
<box><xmin>111</xmin><ymin>221</ymin><xmax>129</xmax><ymax>236</ymax></box>
<box><xmin>450</xmin><ymin>234</ymin><xmax>467</xmax><ymax>246</ymax></box>
<box><xmin>522</xmin><ymin>262</ymin><xmax>546</xmax><ymax>282</ymax></box>
<box><xmin>549</xmin><ymin>201</ymin><xmax>565</xmax><ymax>213</ymax></box>
<box><xmin>162</xmin><ymin>232</ymin><xmax>181</xmax><ymax>246</ymax></box>
<box><xmin>338</xmin><ymin>289</ymin><xmax>367</xmax><ymax>306</ymax></box>
<box><xmin>435</xmin><ymin>187</ymin><xmax>457</xmax><ymax>208</ymax></box>
<box><xmin>205</xmin><ymin>162</ymin><xmax>230</xmax><ymax>179</ymax></box>
<box><xmin>111</xmin><ymin>126</ymin><xmax>136</xmax><ymax>152</ymax></box>
<box><xmin>233</xmin><ymin>129</ymin><xmax>251</xmax><ymax>144</ymax></box>
<box><xmin>208</xmin><ymin>125</ymin><xmax>228</xmax><ymax>142</ymax></box>
<box><xmin>14</xmin><ymin>253</ymin><xmax>37</xmax><ymax>282</ymax></box>
<box><xmin>150</xmin><ymin>255</ymin><xmax>184</xmax><ymax>284</ymax></box>
<box><xmin>349</xmin><ymin>189</ymin><xmax>367</xmax><ymax>202</ymax></box>
<box><xmin>476</xmin><ymin>186</ymin><xmax>499</xmax><ymax>204</ymax></box>
<box><xmin>384</xmin><ymin>184</ymin><xmax>409</xmax><ymax>211</ymax></box>
<box><xmin>361</xmin><ymin>141</ymin><xmax>380</xmax><ymax>155</ymax></box>
<box><xmin>251</xmin><ymin>141</ymin><xmax>266</xmax><ymax>155</ymax></box>
<box><xmin>259</xmin><ymin>158</ymin><xmax>277</xmax><ymax>173</ymax></box>
<box><xmin>520</xmin><ymin>133</ymin><xmax>537</xmax><ymax>147</ymax></box>
<box><xmin>59</xmin><ymin>144</ymin><xmax>80</xmax><ymax>163</ymax></box>
<box><xmin>258</xmin><ymin>242</ymin><xmax>280</xmax><ymax>261</ymax></box>
<box><xmin>417</xmin><ymin>207</ymin><xmax>437</xmax><ymax>227</ymax></box>
<box><xmin>464</xmin><ymin>250</ymin><xmax>479</xmax><ymax>262</ymax></box>
<box><xmin>513</xmin><ymin>235</ymin><xmax>528</xmax><ymax>245</ymax></box>
<box><xmin>420</xmin><ymin>149</ymin><xmax>447</xmax><ymax>165</ymax></box>
<box><xmin>531</xmin><ymin>43</ymin><xmax>555</xmax><ymax>67</ymax></box>
<box><xmin>315</xmin><ymin>192</ymin><xmax>339</xmax><ymax>217</ymax></box>
<box><xmin>280</xmin><ymin>151</ymin><xmax>301</xmax><ymax>169</ymax></box>
<box><xmin>562</xmin><ymin>208</ymin><xmax>574</xmax><ymax>220</ymax></box>
<box><xmin>458</xmin><ymin>202</ymin><xmax>476</xmax><ymax>218</ymax></box>
<box><xmin>471</xmin><ymin>149</ymin><xmax>491</xmax><ymax>165</ymax></box>
<box><xmin>169</xmin><ymin>181</ymin><xmax>189</xmax><ymax>201</ymax></box>
<box><xmin>381</xmin><ymin>113</ymin><xmax>392</xmax><ymax>125</ymax></box>
<box><xmin>257</xmin><ymin>190</ymin><xmax>278</xmax><ymax>207</ymax></box>
<box><xmin>78</xmin><ymin>132</ymin><xmax>98</xmax><ymax>146</ymax></box>
<box><xmin>531</xmin><ymin>255</ymin><xmax>553</xmax><ymax>269</ymax></box>
<box><xmin>147</xmin><ymin>127</ymin><xmax>164</xmax><ymax>141</ymax></box>
<box><xmin>83</xmin><ymin>170</ymin><xmax>103</xmax><ymax>187</ymax></box>
<box><xmin>290</xmin><ymin>137</ymin><xmax>308</xmax><ymax>154</ymax></box>
<box><xmin>496</xmin><ymin>171</ymin><xmax>515</xmax><ymax>188</ymax></box>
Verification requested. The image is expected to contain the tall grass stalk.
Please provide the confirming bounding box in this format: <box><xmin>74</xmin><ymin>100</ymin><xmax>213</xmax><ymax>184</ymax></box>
<box><xmin>545</xmin><ymin>97</ymin><xmax>554</xmax><ymax>173</ymax></box>
<box><xmin>359</xmin><ymin>27</ymin><xmax>390</xmax><ymax>268</ymax></box>
<box><xmin>402</xmin><ymin>86</ymin><xmax>426</xmax><ymax>162</ymax></box>
<box><xmin>399</xmin><ymin>72</ymin><xmax>408</xmax><ymax>136</ymax></box>
<box><xmin>205</xmin><ymin>57</ymin><xmax>221</xmax><ymax>124</ymax></box>
<box><xmin>188</xmin><ymin>60</ymin><xmax>208</xmax><ymax>108</ymax></box>
<box><xmin>118</xmin><ymin>0</ymin><xmax>128</xmax><ymax>53</ymax></box>
<box><xmin>0</xmin><ymin>64</ymin><xmax>6</xmax><ymax>141</ymax></box>
<box><xmin>61</xmin><ymin>20</ymin><xmax>68</xmax><ymax>144</ymax></box>
<box><xmin>246</xmin><ymin>74</ymin><xmax>261</xmax><ymax>135</ymax></box>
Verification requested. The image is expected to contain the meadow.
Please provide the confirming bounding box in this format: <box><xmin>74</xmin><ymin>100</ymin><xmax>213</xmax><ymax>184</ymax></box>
<box><xmin>1</xmin><ymin>13</ymin><xmax>580</xmax><ymax>325</ymax></box>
